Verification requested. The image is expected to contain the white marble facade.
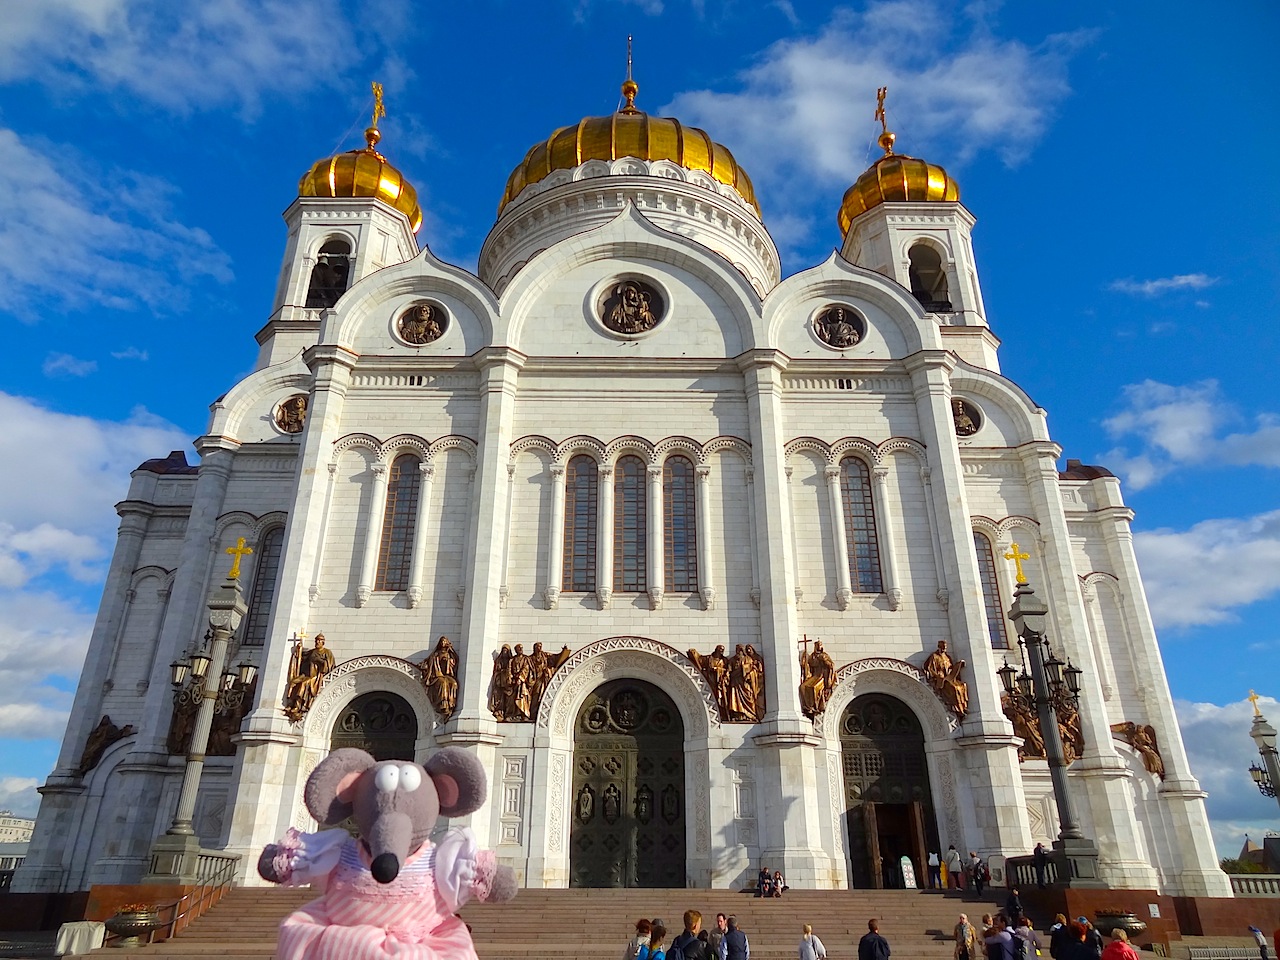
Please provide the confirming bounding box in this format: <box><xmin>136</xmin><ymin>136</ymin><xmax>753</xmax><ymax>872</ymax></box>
<box><xmin>16</xmin><ymin>114</ymin><xmax>1230</xmax><ymax>899</ymax></box>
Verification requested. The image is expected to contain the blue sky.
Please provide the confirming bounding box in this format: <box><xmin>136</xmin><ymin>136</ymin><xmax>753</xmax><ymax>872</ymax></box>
<box><xmin>0</xmin><ymin>0</ymin><xmax>1276</xmax><ymax>857</ymax></box>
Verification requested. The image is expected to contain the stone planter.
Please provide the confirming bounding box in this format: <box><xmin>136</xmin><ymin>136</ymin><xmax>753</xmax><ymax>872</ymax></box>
<box><xmin>1094</xmin><ymin>913</ymin><xmax>1147</xmax><ymax>939</ymax></box>
<box><xmin>104</xmin><ymin>909</ymin><xmax>164</xmax><ymax>948</ymax></box>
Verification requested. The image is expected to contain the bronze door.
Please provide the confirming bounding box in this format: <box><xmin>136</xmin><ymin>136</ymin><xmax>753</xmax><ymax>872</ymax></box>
<box><xmin>570</xmin><ymin>679</ymin><xmax>685</xmax><ymax>888</ymax></box>
<box><xmin>330</xmin><ymin>691</ymin><xmax>417</xmax><ymax>760</ymax></box>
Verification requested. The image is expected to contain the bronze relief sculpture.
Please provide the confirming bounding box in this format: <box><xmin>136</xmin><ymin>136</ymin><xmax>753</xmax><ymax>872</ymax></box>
<box><xmin>1111</xmin><ymin>721</ymin><xmax>1166</xmax><ymax>779</ymax></box>
<box><xmin>951</xmin><ymin>397</ymin><xmax>980</xmax><ymax>436</ymax></box>
<box><xmin>78</xmin><ymin>715</ymin><xmax>136</xmax><ymax>775</ymax></box>
<box><xmin>601</xmin><ymin>279</ymin><xmax>662</xmax><ymax>334</ymax></box>
<box><xmin>923</xmin><ymin>639</ymin><xmax>969</xmax><ymax>720</ymax></box>
<box><xmin>690</xmin><ymin>643</ymin><xmax>764</xmax><ymax>722</ymax></box>
<box><xmin>398</xmin><ymin>302</ymin><xmax>446</xmax><ymax>344</ymax></box>
<box><xmin>283</xmin><ymin>633</ymin><xmax>336</xmax><ymax>723</ymax></box>
<box><xmin>798</xmin><ymin>639</ymin><xmax>836</xmax><ymax>718</ymax></box>
<box><xmin>418</xmin><ymin>636</ymin><xmax>459</xmax><ymax>721</ymax></box>
<box><xmin>275</xmin><ymin>394</ymin><xmax>308</xmax><ymax>434</ymax></box>
<box><xmin>490</xmin><ymin>641</ymin><xmax>571</xmax><ymax>722</ymax></box>
<box><xmin>813</xmin><ymin>304</ymin><xmax>863</xmax><ymax>348</ymax></box>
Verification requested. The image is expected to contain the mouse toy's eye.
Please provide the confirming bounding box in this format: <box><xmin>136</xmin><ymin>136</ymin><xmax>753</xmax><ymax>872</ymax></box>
<box><xmin>399</xmin><ymin>765</ymin><xmax>422</xmax><ymax>792</ymax></box>
<box><xmin>375</xmin><ymin>765</ymin><xmax>401</xmax><ymax>793</ymax></box>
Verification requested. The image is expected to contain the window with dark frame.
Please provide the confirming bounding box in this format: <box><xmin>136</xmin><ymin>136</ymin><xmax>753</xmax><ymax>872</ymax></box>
<box><xmin>375</xmin><ymin>454</ymin><xmax>421</xmax><ymax>591</ymax></box>
<box><xmin>973</xmin><ymin>531</ymin><xmax>1010</xmax><ymax>648</ymax></box>
<box><xmin>613</xmin><ymin>455</ymin><xmax>648</xmax><ymax>592</ymax></box>
<box><xmin>563</xmin><ymin>455</ymin><xmax>598</xmax><ymax>592</ymax></box>
<box><xmin>241</xmin><ymin>526</ymin><xmax>284</xmax><ymax>646</ymax></box>
<box><xmin>840</xmin><ymin>456</ymin><xmax>883</xmax><ymax>593</ymax></box>
<box><xmin>663</xmin><ymin>456</ymin><xmax>698</xmax><ymax>592</ymax></box>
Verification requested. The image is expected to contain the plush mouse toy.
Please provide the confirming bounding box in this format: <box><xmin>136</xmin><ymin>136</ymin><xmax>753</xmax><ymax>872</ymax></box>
<box><xmin>258</xmin><ymin>746</ymin><xmax>518</xmax><ymax>960</ymax></box>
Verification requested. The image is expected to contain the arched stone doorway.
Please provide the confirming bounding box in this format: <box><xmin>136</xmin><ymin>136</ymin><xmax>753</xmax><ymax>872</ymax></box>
<box><xmin>330</xmin><ymin>691</ymin><xmax>417</xmax><ymax>760</ymax></box>
<box><xmin>840</xmin><ymin>692</ymin><xmax>938</xmax><ymax>889</ymax></box>
<box><xmin>569</xmin><ymin>678</ymin><xmax>686</xmax><ymax>888</ymax></box>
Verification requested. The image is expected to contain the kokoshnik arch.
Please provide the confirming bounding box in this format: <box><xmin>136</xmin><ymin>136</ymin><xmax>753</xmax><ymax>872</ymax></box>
<box><xmin>14</xmin><ymin>80</ymin><xmax>1229</xmax><ymax>898</ymax></box>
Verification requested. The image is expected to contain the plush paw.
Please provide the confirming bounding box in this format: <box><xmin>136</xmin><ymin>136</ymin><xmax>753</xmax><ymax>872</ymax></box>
<box><xmin>486</xmin><ymin>864</ymin><xmax>518</xmax><ymax>902</ymax></box>
<box><xmin>258</xmin><ymin>845</ymin><xmax>283</xmax><ymax>883</ymax></box>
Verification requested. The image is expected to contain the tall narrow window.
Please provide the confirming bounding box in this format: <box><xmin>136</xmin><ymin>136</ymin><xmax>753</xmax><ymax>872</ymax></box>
<box><xmin>241</xmin><ymin>526</ymin><xmax>284</xmax><ymax>646</ymax></box>
<box><xmin>375</xmin><ymin>454</ymin><xmax>421</xmax><ymax>591</ymax></box>
<box><xmin>974</xmin><ymin>532</ymin><xmax>1009</xmax><ymax>648</ymax></box>
<box><xmin>563</xmin><ymin>455</ymin><xmax>598</xmax><ymax>592</ymax></box>
<box><xmin>305</xmin><ymin>239</ymin><xmax>352</xmax><ymax>308</ymax></box>
<box><xmin>663</xmin><ymin>456</ymin><xmax>698</xmax><ymax>592</ymax></box>
<box><xmin>613</xmin><ymin>456</ymin><xmax>648</xmax><ymax>592</ymax></box>
<box><xmin>840</xmin><ymin>457</ymin><xmax>883</xmax><ymax>593</ymax></box>
<box><xmin>908</xmin><ymin>243</ymin><xmax>951</xmax><ymax>311</ymax></box>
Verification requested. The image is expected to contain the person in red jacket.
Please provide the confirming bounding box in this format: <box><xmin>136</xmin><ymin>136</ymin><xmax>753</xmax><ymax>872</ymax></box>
<box><xmin>1100</xmin><ymin>929</ymin><xmax>1140</xmax><ymax>960</ymax></box>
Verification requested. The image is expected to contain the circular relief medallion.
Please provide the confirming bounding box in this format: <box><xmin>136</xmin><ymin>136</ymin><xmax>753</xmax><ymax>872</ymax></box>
<box><xmin>274</xmin><ymin>394</ymin><xmax>308</xmax><ymax>434</ymax></box>
<box><xmin>599</xmin><ymin>279</ymin><xmax>664</xmax><ymax>335</ymax></box>
<box><xmin>608</xmin><ymin>689</ymin><xmax>649</xmax><ymax>731</ymax></box>
<box><xmin>951</xmin><ymin>397</ymin><xmax>981</xmax><ymax>437</ymax></box>
<box><xmin>813</xmin><ymin>304</ymin><xmax>865</xmax><ymax>348</ymax></box>
<box><xmin>397</xmin><ymin>301</ymin><xmax>447</xmax><ymax>345</ymax></box>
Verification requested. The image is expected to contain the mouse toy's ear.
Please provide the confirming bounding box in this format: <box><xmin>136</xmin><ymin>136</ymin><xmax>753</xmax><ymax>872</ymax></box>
<box><xmin>425</xmin><ymin>747</ymin><xmax>488</xmax><ymax>818</ymax></box>
<box><xmin>305</xmin><ymin>748</ymin><xmax>376</xmax><ymax>825</ymax></box>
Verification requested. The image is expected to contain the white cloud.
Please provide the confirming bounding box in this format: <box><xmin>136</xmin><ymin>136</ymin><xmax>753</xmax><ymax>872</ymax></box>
<box><xmin>664</xmin><ymin>2</ymin><xmax>1087</xmax><ymax>199</ymax></box>
<box><xmin>0</xmin><ymin>0</ymin><xmax>366</xmax><ymax>118</ymax></box>
<box><xmin>0</xmin><ymin>589</ymin><xmax>92</xmax><ymax>740</ymax></box>
<box><xmin>1101</xmin><ymin>380</ymin><xmax>1280</xmax><ymax>489</ymax></box>
<box><xmin>1136</xmin><ymin>511</ymin><xmax>1280</xmax><ymax>629</ymax></box>
<box><xmin>42</xmin><ymin>352</ymin><xmax>98</xmax><ymax>378</ymax></box>
<box><xmin>0</xmin><ymin>128</ymin><xmax>233</xmax><ymax>319</ymax></box>
<box><xmin>0</xmin><ymin>777</ymin><xmax>41</xmax><ymax>818</ymax></box>
<box><xmin>1176</xmin><ymin>696</ymin><xmax>1280</xmax><ymax>860</ymax></box>
<box><xmin>111</xmin><ymin>347</ymin><xmax>149</xmax><ymax>361</ymax></box>
<box><xmin>1109</xmin><ymin>273</ymin><xmax>1218</xmax><ymax>297</ymax></box>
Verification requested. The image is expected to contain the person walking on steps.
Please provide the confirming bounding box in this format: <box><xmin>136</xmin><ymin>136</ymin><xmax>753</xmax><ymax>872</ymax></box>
<box><xmin>946</xmin><ymin>845</ymin><xmax>965</xmax><ymax>890</ymax></box>
<box><xmin>928</xmin><ymin>851</ymin><xmax>943</xmax><ymax>890</ymax></box>
<box><xmin>719</xmin><ymin>917</ymin><xmax>749</xmax><ymax>960</ymax></box>
<box><xmin>954</xmin><ymin>914</ymin><xmax>979</xmax><ymax>960</ymax></box>
<box><xmin>859</xmin><ymin>920</ymin><xmax>891</xmax><ymax>960</ymax></box>
<box><xmin>673</xmin><ymin>911</ymin><xmax>710</xmax><ymax>960</ymax></box>
<box><xmin>799</xmin><ymin>924</ymin><xmax>827</xmax><ymax>960</ymax></box>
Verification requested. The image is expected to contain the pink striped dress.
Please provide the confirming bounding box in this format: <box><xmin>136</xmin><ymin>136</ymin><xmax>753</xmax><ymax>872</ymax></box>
<box><xmin>274</xmin><ymin>829</ymin><xmax>495</xmax><ymax>960</ymax></box>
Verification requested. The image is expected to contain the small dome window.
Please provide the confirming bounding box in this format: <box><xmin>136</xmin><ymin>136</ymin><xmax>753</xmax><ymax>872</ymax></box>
<box><xmin>908</xmin><ymin>243</ymin><xmax>952</xmax><ymax>312</ymax></box>
<box><xmin>305</xmin><ymin>239</ymin><xmax>353</xmax><ymax>309</ymax></box>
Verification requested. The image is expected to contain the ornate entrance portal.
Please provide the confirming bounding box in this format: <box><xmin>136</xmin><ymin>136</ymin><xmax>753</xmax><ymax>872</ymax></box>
<box><xmin>840</xmin><ymin>693</ymin><xmax>937</xmax><ymax>888</ymax></box>
<box><xmin>569</xmin><ymin>679</ymin><xmax>686</xmax><ymax>888</ymax></box>
<box><xmin>330</xmin><ymin>691</ymin><xmax>417</xmax><ymax>760</ymax></box>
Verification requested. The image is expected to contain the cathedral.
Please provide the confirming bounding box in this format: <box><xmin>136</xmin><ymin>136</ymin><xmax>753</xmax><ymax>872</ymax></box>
<box><xmin>16</xmin><ymin>78</ymin><xmax>1230</xmax><ymax>898</ymax></box>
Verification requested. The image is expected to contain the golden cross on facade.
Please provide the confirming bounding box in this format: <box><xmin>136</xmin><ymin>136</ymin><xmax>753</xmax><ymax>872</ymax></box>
<box><xmin>1004</xmin><ymin>542</ymin><xmax>1030</xmax><ymax>584</ymax></box>
<box><xmin>371</xmin><ymin>81</ymin><xmax>386</xmax><ymax>129</ymax></box>
<box><xmin>1249</xmin><ymin>689</ymin><xmax>1262</xmax><ymax>716</ymax></box>
<box><xmin>225</xmin><ymin>537</ymin><xmax>253</xmax><ymax>580</ymax></box>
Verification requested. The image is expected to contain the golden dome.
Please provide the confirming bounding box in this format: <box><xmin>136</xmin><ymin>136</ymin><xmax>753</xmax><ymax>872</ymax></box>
<box><xmin>837</xmin><ymin>129</ymin><xmax>959</xmax><ymax>235</ymax></box>
<box><xmin>498</xmin><ymin>79</ymin><xmax>759</xmax><ymax>217</ymax></box>
<box><xmin>299</xmin><ymin>126</ymin><xmax>423</xmax><ymax>234</ymax></box>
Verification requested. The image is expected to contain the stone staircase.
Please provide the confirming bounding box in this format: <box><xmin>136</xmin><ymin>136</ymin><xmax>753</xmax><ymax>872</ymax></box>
<box><xmin>91</xmin><ymin>887</ymin><xmax>1007</xmax><ymax>959</ymax></box>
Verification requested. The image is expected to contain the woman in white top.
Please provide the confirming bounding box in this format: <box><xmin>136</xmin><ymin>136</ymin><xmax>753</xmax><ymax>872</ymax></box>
<box><xmin>799</xmin><ymin>924</ymin><xmax>827</xmax><ymax>960</ymax></box>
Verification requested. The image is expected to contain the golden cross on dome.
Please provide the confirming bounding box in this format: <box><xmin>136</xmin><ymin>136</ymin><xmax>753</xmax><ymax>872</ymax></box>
<box><xmin>627</xmin><ymin>34</ymin><xmax>633</xmax><ymax>81</ymax></box>
<box><xmin>225</xmin><ymin>537</ymin><xmax>254</xmax><ymax>580</ymax></box>
<box><xmin>1249</xmin><ymin>689</ymin><xmax>1262</xmax><ymax>716</ymax></box>
<box><xmin>875</xmin><ymin>86</ymin><xmax>888</xmax><ymax>132</ymax></box>
<box><xmin>371</xmin><ymin>81</ymin><xmax>386</xmax><ymax>129</ymax></box>
<box><xmin>620</xmin><ymin>35</ymin><xmax>639</xmax><ymax>113</ymax></box>
<box><xmin>1004</xmin><ymin>542</ymin><xmax>1030</xmax><ymax>584</ymax></box>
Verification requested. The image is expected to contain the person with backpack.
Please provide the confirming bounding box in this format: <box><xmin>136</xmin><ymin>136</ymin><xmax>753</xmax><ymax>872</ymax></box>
<box><xmin>624</xmin><ymin>919</ymin><xmax>653</xmax><ymax>960</ymax></box>
<box><xmin>641</xmin><ymin>924</ymin><xmax>668</xmax><ymax>960</ymax></box>
<box><xmin>798</xmin><ymin>923</ymin><xmax>827</xmax><ymax>960</ymax></box>
<box><xmin>670</xmin><ymin>911</ymin><xmax>710</xmax><ymax>960</ymax></box>
<box><xmin>1013</xmin><ymin>917</ymin><xmax>1043</xmax><ymax>960</ymax></box>
<box><xmin>1006</xmin><ymin>890</ymin><xmax>1024</xmax><ymax>925</ymax></box>
<box><xmin>969</xmin><ymin>853</ymin><xmax>987</xmax><ymax>896</ymax></box>
<box><xmin>983</xmin><ymin>917</ymin><xmax>1014</xmax><ymax>960</ymax></box>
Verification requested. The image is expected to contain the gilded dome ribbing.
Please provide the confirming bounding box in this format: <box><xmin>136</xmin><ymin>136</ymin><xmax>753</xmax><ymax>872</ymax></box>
<box><xmin>837</xmin><ymin>128</ymin><xmax>959</xmax><ymax>235</ymax></box>
<box><xmin>299</xmin><ymin>127</ymin><xmax>423</xmax><ymax>234</ymax></box>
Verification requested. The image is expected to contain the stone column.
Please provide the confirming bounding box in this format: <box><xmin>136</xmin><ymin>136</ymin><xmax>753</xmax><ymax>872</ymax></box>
<box><xmin>406</xmin><ymin>462</ymin><xmax>436</xmax><ymax>608</ymax></box>
<box><xmin>545</xmin><ymin>464</ymin><xmax>565</xmax><ymax>609</ymax></box>
<box><xmin>872</xmin><ymin>465</ymin><xmax>903</xmax><ymax>611</ymax></box>
<box><xmin>696</xmin><ymin>464</ymin><xmax>715</xmax><ymax>610</ymax></box>
<box><xmin>824</xmin><ymin>465</ymin><xmax>853</xmax><ymax>611</ymax></box>
<box><xmin>738</xmin><ymin>350</ymin><xmax>829</xmax><ymax>886</ymax></box>
<box><xmin>646</xmin><ymin>465</ymin><xmax>664</xmax><ymax>610</ymax></box>
<box><xmin>355</xmin><ymin>461</ymin><xmax>390</xmax><ymax>606</ymax></box>
<box><xmin>597</xmin><ymin>465</ymin><xmax>614</xmax><ymax>609</ymax></box>
<box><xmin>902</xmin><ymin>350</ymin><xmax>1028</xmax><ymax>856</ymax></box>
<box><xmin>1017</xmin><ymin>442</ymin><xmax>1158</xmax><ymax>889</ymax></box>
<box><xmin>307</xmin><ymin>462</ymin><xmax>339</xmax><ymax>605</ymax></box>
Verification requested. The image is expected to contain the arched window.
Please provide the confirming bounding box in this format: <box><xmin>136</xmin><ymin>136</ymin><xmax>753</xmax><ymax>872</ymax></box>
<box><xmin>241</xmin><ymin>527</ymin><xmax>284</xmax><ymax>646</ymax></box>
<box><xmin>375</xmin><ymin>454</ymin><xmax>421</xmax><ymax>591</ymax></box>
<box><xmin>908</xmin><ymin>243</ymin><xmax>951</xmax><ymax>311</ymax></box>
<box><xmin>974</xmin><ymin>532</ymin><xmax>1009</xmax><ymax>648</ymax></box>
<box><xmin>663</xmin><ymin>456</ymin><xmax>698</xmax><ymax>592</ymax></box>
<box><xmin>305</xmin><ymin>239</ymin><xmax>352</xmax><ymax>308</ymax></box>
<box><xmin>563</xmin><ymin>455</ymin><xmax>598</xmax><ymax>592</ymax></box>
<box><xmin>613</xmin><ymin>456</ymin><xmax>648</xmax><ymax>592</ymax></box>
<box><xmin>840</xmin><ymin>457</ymin><xmax>883</xmax><ymax>593</ymax></box>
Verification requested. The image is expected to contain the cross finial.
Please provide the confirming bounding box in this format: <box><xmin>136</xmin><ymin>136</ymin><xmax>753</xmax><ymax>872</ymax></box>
<box><xmin>1004</xmin><ymin>542</ymin><xmax>1030</xmax><ymax>584</ymax></box>
<box><xmin>874</xmin><ymin>86</ymin><xmax>896</xmax><ymax>156</ymax></box>
<box><xmin>620</xmin><ymin>35</ymin><xmax>639</xmax><ymax>114</ymax></box>
<box><xmin>1249</xmin><ymin>689</ymin><xmax>1263</xmax><ymax>716</ymax></box>
<box><xmin>225</xmin><ymin>537</ymin><xmax>254</xmax><ymax>580</ymax></box>
<box><xmin>371</xmin><ymin>81</ymin><xmax>386</xmax><ymax>129</ymax></box>
<box><xmin>627</xmin><ymin>35</ymin><xmax>633</xmax><ymax>81</ymax></box>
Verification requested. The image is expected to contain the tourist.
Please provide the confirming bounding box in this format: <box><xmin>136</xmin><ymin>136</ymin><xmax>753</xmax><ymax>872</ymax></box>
<box><xmin>624</xmin><ymin>919</ymin><xmax>653</xmax><ymax>960</ymax></box>
<box><xmin>707</xmin><ymin>914</ymin><xmax>727</xmax><ymax>960</ymax></box>
<box><xmin>970</xmin><ymin>853</ymin><xmax>987</xmax><ymax>896</ymax></box>
<box><xmin>1033</xmin><ymin>843</ymin><xmax>1050</xmax><ymax>889</ymax></box>
<box><xmin>673</xmin><ymin>911</ymin><xmax>710</xmax><ymax>960</ymax></box>
<box><xmin>984</xmin><ymin>917</ymin><xmax>1015</xmax><ymax>960</ymax></box>
<box><xmin>773</xmin><ymin>870</ymin><xmax>786</xmax><ymax>897</ymax></box>
<box><xmin>1049</xmin><ymin>915</ymin><xmax>1072</xmax><ymax>960</ymax></box>
<box><xmin>720</xmin><ymin>916</ymin><xmax>749</xmax><ymax>960</ymax></box>
<box><xmin>955</xmin><ymin>913</ymin><xmax>979</xmax><ymax>960</ymax></box>
<box><xmin>1013</xmin><ymin>917</ymin><xmax>1043</xmax><ymax>960</ymax></box>
<box><xmin>758</xmin><ymin>866</ymin><xmax>774</xmax><ymax>898</ymax></box>
<box><xmin>1061</xmin><ymin>922</ymin><xmax>1090</xmax><ymax>960</ymax></box>
<box><xmin>798</xmin><ymin>923</ymin><xmax>827</xmax><ymax>960</ymax></box>
<box><xmin>642</xmin><ymin>924</ymin><xmax>668</xmax><ymax>960</ymax></box>
<box><xmin>1100</xmin><ymin>930</ymin><xmax>1139</xmax><ymax>960</ymax></box>
<box><xmin>1005</xmin><ymin>890</ymin><xmax>1024</xmax><ymax>925</ymax></box>
<box><xmin>928</xmin><ymin>850</ymin><xmax>943</xmax><ymax>890</ymax></box>
<box><xmin>859</xmin><ymin>920</ymin><xmax>891</xmax><ymax>960</ymax></box>
<box><xmin>1249</xmin><ymin>927</ymin><xmax>1269</xmax><ymax>960</ymax></box>
<box><xmin>946</xmin><ymin>846</ymin><xmax>965</xmax><ymax>890</ymax></box>
<box><xmin>1080</xmin><ymin>920</ymin><xmax>1103</xmax><ymax>960</ymax></box>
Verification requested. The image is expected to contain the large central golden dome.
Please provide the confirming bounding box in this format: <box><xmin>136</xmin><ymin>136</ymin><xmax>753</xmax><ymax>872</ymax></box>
<box><xmin>498</xmin><ymin>81</ymin><xmax>759</xmax><ymax>217</ymax></box>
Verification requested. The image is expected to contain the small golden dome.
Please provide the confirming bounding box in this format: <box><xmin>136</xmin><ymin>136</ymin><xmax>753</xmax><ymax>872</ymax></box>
<box><xmin>298</xmin><ymin>126</ymin><xmax>423</xmax><ymax>234</ymax></box>
<box><xmin>837</xmin><ymin>147</ymin><xmax>959</xmax><ymax>235</ymax></box>
<box><xmin>498</xmin><ymin>79</ymin><xmax>759</xmax><ymax>217</ymax></box>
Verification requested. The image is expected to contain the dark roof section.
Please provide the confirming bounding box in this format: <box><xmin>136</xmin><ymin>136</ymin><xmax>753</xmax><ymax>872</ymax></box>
<box><xmin>1058</xmin><ymin>458</ymin><xmax>1115</xmax><ymax>480</ymax></box>
<box><xmin>136</xmin><ymin>450</ymin><xmax>199</xmax><ymax>475</ymax></box>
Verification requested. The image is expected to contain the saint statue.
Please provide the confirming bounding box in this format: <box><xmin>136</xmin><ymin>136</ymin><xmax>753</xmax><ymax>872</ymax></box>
<box><xmin>602</xmin><ymin>280</ymin><xmax>660</xmax><ymax>334</ymax></box>
<box><xmin>798</xmin><ymin>640</ymin><xmax>837</xmax><ymax>718</ymax></box>
<box><xmin>275</xmin><ymin>394</ymin><xmax>308</xmax><ymax>434</ymax></box>
<box><xmin>1111</xmin><ymin>721</ymin><xmax>1166</xmax><ymax>780</ymax></box>
<box><xmin>283</xmin><ymin>634</ymin><xmax>336</xmax><ymax>723</ymax></box>
<box><xmin>951</xmin><ymin>397</ymin><xmax>979</xmax><ymax>436</ymax></box>
<box><xmin>399</xmin><ymin>302</ymin><xmax>444</xmax><ymax>344</ymax></box>
<box><xmin>688</xmin><ymin>644</ymin><xmax>732</xmax><ymax>719</ymax></box>
<box><xmin>529</xmin><ymin>641</ymin><xmax>572</xmax><ymax>721</ymax></box>
<box><xmin>509</xmin><ymin>643</ymin><xmax>535</xmax><ymax>721</ymax></box>
<box><xmin>77</xmin><ymin>715</ymin><xmax>136</xmax><ymax>775</ymax></box>
<box><xmin>489</xmin><ymin>644</ymin><xmax>514</xmax><ymax>720</ymax></box>
<box><xmin>814</xmin><ymin>305</ymin><xmax>862</xmax><ymax>348</ymax></box>
<box><xmin>923</xmin><ymin>640</ymin><xmax>969</xmax><ymax>720</ymax></box>
<box><xmin>418</xmin><ymin>636</ymin><xmax>460</xmax><ymax>721</ymax></box>
<box><xmin>725</xmin><ymin>644</ymin><xmax>765</xmax><ymax>722</ymax></box>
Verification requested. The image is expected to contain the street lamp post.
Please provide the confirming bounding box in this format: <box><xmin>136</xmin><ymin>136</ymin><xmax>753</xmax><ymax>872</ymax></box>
<box><xmin>1004</xmin><ymin>579</ymin><xmax>1104</xmax><ymax>888</ymax></box>
<box><xmin>144</xmin><ymin>560</ymin><xmax>252</xmax><ymax>882</ymax></box>
<box><xmin>1247</xmin><ymin>691</ymin><xmax>1280</xmax><ymax>810</ymax></box>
